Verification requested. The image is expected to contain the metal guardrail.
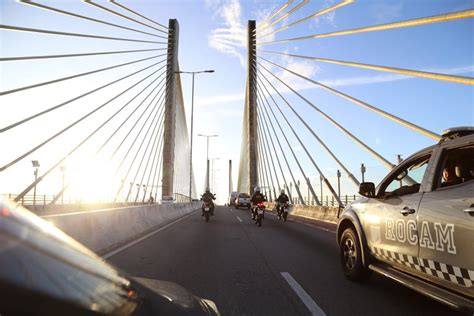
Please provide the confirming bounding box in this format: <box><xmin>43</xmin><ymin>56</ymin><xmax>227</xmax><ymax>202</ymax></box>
<box><xmin>290</xmin><ymin>194</ymin><xmax>358</xmax><ymax>207</ymax></box>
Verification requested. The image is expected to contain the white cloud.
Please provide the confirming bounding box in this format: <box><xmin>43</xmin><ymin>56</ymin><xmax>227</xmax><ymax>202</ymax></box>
<box><xmin>207</xmin><ymin>0</ymin><xmax>276</xmax><ymax>67</ymax></box>
<box><xmin>311</xmin><ymin>0</ymin><xmax>338</xmax><ymax>29</ymax></box>
<box><xmin>196</xmin><ymin>92</ymin><xmax>245</xmax><ymax>107</ymax></box>
<box><xmin>370</xmin><ymin>2</ymin><xmax>403</xmax><ymax>23</ymax></box>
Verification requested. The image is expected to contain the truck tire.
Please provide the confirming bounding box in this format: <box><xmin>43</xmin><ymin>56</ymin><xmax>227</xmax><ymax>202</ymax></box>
<box><xmin>339</xmin><ymin>227</ymin><xmax>371</xmax><ymax>281</ymax></box>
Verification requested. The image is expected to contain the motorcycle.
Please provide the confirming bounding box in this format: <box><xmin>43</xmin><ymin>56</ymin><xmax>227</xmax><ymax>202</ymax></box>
<box><xmin>255</xmin><ymin>202</ymin><xmax>265</xmax><ymax>227</ymax></box>
<box><xmin>202</xmin><ymin>201</ymin><xmax>211</xmax><ymax>222</ymax></box>
<box><xmin>277</xmin><ymin>202</ymin><xmax>289</xmax><ymax>222</ymax></box>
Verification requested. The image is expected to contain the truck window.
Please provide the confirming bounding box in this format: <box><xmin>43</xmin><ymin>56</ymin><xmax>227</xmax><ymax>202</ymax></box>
<box><xmin>435</xmin><ymin>145</ymin><xmax>474</xmax><ymax>190</ymax></box>
<box><xmin>381</xmin><ymin>154</ymin><xmax>431</xmax><ymax>197</ymax></box>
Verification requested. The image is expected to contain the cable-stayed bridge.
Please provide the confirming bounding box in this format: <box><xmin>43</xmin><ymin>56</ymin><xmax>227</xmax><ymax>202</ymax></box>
<box><xmin>1</xmin><ymin>1</ymin><xmax>473</xmax><ymax>315</ymax></box>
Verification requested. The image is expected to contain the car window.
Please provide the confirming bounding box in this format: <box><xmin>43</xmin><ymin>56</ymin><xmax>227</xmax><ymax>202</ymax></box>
<box><xmin>435</xmin><ymin>145</ymin><xmax>474</xmax><ymax>190</ymax></box>
<box><xmin>239</xmin><ymin>193</ymin><xmax>250</xmax><ymax>198</ymax></box>
<box><xmin>381</xmin><ymin>154</ymin><xmax>431</xmax><ymax>197</ymax></box>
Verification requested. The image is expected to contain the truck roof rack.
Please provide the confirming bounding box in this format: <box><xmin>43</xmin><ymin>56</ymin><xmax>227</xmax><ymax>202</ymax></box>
<box><xmin>440</xmin><ymin>126</ymin><xmax>474</xmax><ymax>142</ymax></box>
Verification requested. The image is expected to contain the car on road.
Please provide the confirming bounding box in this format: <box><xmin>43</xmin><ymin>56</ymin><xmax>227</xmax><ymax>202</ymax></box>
<box><xmin>235</xmin><ymin>193</ymin><xmax>251</xmax><ymax>209</ymax></box>
<box><xmin>0</xmin><ymin>199</ymin><xmax>219</xmax><ymax>315</ymax></box>
<box><xmin>227</xmin><ymin>191</ymin><xmax>239</xmax><ymax>206</ymax></box>
<box><xmin>337</xmin><ymin>127</ymin><xmax>474</xmax><ymax>313</ymax></box>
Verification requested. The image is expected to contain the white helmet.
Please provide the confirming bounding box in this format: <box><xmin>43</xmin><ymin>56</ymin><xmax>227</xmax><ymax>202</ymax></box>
<box><xmin>254</xmin><ymin>186</ymin><xmax>260</xmax><ymax>192</ymax></box>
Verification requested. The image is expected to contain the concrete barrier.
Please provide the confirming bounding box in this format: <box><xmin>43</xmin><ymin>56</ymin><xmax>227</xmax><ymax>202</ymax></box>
<box><xmin>41</xmin><ymin>202</ymin><xmax>200</xmax><ymax>254</ymax></box>
<box><xmin>267</xmin><ymin>203</ymin><xmax>340</xmax><ymax>224</ymax></box>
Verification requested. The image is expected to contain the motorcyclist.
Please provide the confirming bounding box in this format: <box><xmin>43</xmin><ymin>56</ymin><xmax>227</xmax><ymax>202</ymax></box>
<box><xmin>250</xmin><ymin>186</ymin><xmax>266</xmax><ymax>220</ymax></box>
<box><xmin>275</xmin><ymin>189</ymin><xmax>289</xmax><ymax>217</ymax></box>
<box><xmin>200</xmin><ymin>188</ymin><xmax>216</xmax><ymax>216</ymax></box>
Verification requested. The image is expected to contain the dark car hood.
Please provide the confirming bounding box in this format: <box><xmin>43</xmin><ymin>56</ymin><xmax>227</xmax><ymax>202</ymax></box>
<box><xmin>132</xmin><ymin>277</ymin><xmax>219</xmax><ymax>316</ymax></box>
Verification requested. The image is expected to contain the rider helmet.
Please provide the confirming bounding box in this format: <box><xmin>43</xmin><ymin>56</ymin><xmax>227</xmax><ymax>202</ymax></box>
<box><xmin>280</xmin><ymin>189</ymin><xmax>285</xmax><ymax>194</ymax></box>
<box><xmin>254</xmin><ymin>186</ymin><xmax>260</xmax><ymax>193</ymax></box>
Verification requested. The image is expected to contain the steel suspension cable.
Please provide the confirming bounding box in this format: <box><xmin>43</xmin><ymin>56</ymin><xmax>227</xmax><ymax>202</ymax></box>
<box><xmin>1</xmin><ymin>53</ymin><xmax>167</xmax><ymax>96</ymax></box>
<box><xmin>110</xmin><ymin>0</ymin><xmax>169</xmax><ymax>31</ymax></box>
<box><xmin>257</xmin><ymin>67</ymin><xmax>360</xmax><ymax>186</ymax></box>
<box><xmin>258</xmin><ymin>9</ymin><xmax>474</xmax><ymax>45</ymax></box>
<box><xmin>258</xmin><ymin>114</ymin><xmax>282</xmax><ymax>197</ymax></box>
<box><xmin>144</xmin><ymin>121</ymin><xmax>165</xmax><ymax>202</ymax></box>
<box><xmin>121</xmin><ymin>102</ymin><xmax>165</xmax><ymax>202</ymax></box>
<box><xmin>96</xmin><ymin>70</ymin><xmax>167</xmax><ymax>154</ymax></box>
<box><xmin>256</xmin><ymin>120</ymin><xmax>273</xmax><ymax>200</ymax></box>
<box><xmin>0</xmin><ymin>25</ymin><xmax>166</xmax><ymax>44</ymax></box>
<box><xmin>255</xmin><ymin>138</ymin><xmax>267</xmax><ymax>197</ymax></box>
<box><xmin>110</xmin><ymin>75</ymin><xmax>168</xmax><ymax>161</ymax></box>
<box><xmin>257</xmin><ymin>87</ymin><xmax>317</xmax><ymax>205</ymax></box>
<box><xmin>254</xmin><ymin>94</ymin><xmax>291</xmax><ymax>201</ymax></box>
<box><xmin>257</xmin><ymin>1</ymin><xmax>294</xmax><ymax>30</ymax></box>
<box><xmin>133</xmin><ymin>105</ymin><xmax>165</xmax><ymax>203</ymax></box>
<box><xmin>255</xmin><ymin>100</ymin><xmax>279</xmax><ymax>200</ymax></box>
<box><xmin>0</xmin><ymin>48</ymin><xmax>166</xmax><ymax>62</ymax></box>
<box><xmin>56</xmin><ymin>73</ymin><xmax>165</xmax><ymax>203</ymax></box>
<box><xmin>258</xmin><ymin>81</ymin><xmax>339</xmax><ymax>206</ymax></box>
<box><xmin>259</xmin><ymin>0</ymin><xmax>353</xmax><ymax>39</ymax></box>
<box><xmin>258</xmin><ymin>50</ymin><xmax>474</xmax><ymax>86</ymax></box>
<box><xmin>257</xmin><ymin>0</ymin><xmax>309</xmax><ymax>35</ymax></box>
<box><xmin>0</xmin><ymin>58</ymin><xmax>166</xmax><ymax>132</ymax></box>
<box><xmin>84</xmin><ymin>0</ymin><xmax>166</xmax><ymax>34</ymax></box>
<box><xmin>19</xmin><ymin>0</ymin><xmax>166</xmax><ymax>39</ymax></box>
<box><xmin>258</xmin><ymin>62</ymin><xmax>396</xmax><ymax>169</ymax></box>
<box><xmin>260</xmin><ymin>57</ymin><xmax>441</xmax><ymax>140</ymax></box>
<box><xmin>1</xmin><ymin>65</ymin><xmax>163</xmax><ymax>172</ymax></box>
<box><xmin>256</xmin><ymin>93</ymin><xmax>305</xmax><ymax>204</ymax></box>
<box><xmin>152</xmin><ymin>136</ymin><xmax>165</xmax><ymax>201</ymax></box>
<box><xmin>13</xmin><ymin>70</ymin><xmax>163</xmax><ymax>202</ymax></box>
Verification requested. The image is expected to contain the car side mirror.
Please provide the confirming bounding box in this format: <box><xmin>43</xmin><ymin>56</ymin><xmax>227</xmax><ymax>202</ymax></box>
<box><xmin>359</xmin><ymin>182</ymin><xmax>375</xmax><ymax>198</ymax></box>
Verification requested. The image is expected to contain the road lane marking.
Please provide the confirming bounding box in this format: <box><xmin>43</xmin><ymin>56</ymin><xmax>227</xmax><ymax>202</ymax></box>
<box><xmin>236</xmin><ymin>216</ymin><xmax>243</xmax><ymax>223</ymax></box>
<box><xmin>280</xmin><ymin>272</ymin><xmax>326</xmax><ymax>316</ymax></box>
<box><xmin>102</xmin><ymin>210</ymin><xmax>198</xmax><ymax>259</ymax></box>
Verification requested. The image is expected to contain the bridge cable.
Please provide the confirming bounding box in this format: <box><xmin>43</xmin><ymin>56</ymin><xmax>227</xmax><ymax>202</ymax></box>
<box><xmin>143</xmin><ymin>119</ymin><xmax>165</xmax><ymax>203</ymax></box>
<box><xmin>151</xmin><ymin>132</ymin><xmax>166</xmax><ymax>202</ymax></box>
<box><xmin>0</xmin><ymin>53</ymin><xmax>167</xmax><ymax>97</ymax></box>
<box><xmin>257</xmin><ymin>0</ymin><xmax>294</xmax><ymax>31</ymax></box>
<box><xmin>258</xmin><ymin>79</ymin><xmax>340</xmax><ymax>206</ymax></box>
<box><xmin>258</xmin><ymin>9</ymin><xmax>474</xmax><ymax>45</ymax></box>
<box><xmin>257</xmin><ymin>86</ymin><xmax>319</xmax><ymax>205</ymax></box>
<box><xmin>0</xmin><ymin>25</ymin><xmax>167</xmax><ymax>44</ymax></box>
<box><xmin>1</xmin><ymin>62</ymin><xmax>165</xmax><ymax>172</ymax></box>
<box><xmin>260</xmin><ymin>57</ymin><xmax>441</xmax><ymax>140</ymax></box>
<box><xmin>258</xmin><ymin>62</ymin><xmax>396</xmax><ymax>170</ymax></box>
<box><xmin>0</xmin><ymin>57</ymin><xmax>166</xmax><ymax>132</ymax></box>
<box><xmin>255</xmin><ymin>90</ymin><xmax>306</xmax><ymax>205</ymax></box>
<box><xmin>133</xmin><ymin>102</ymin><xmax>165</xmax><ymax>204</ymax></box>
<box><xmin>256</xmin><ymin>120</ymin><xmax>274</xmax><ymax>201</ymax></box>
<box><xmin>257</xmin><ymin>0</ymin><xmax>309</xmax><ymax>35</ymax></box>
<box><xmin>258</xmin><ymin>113</ymin><xmax>282</xmax><ymax>197</ymax></box>
<box><xmin>256</xmin><ymin>114</ymin><xmax>279</xmax><ymax>200</ymax></box>
<box><xmin>110</xmin><ymin>0</ymin><xmax>169</xmax><ymax>31</ymax></box>
<box><xmin>259</xmin><ymin>0</ymin><xmax>353</xmax><ymax>39</ymax></box>
<box><xmin>19</xmin><ymin>1</ymin><xmax>167</xmax><ymax>39</ymax></box>
<box><xmin>257</xmin><ymin>67</ymin><xmax>360</xmax><ymax>187</ymax></box>
<box><xmin>0</xmin><ymin>48</ymin><xmax>166</xmax><ymax>62</ymax></box>
<box><xmin>13</xmin><ymin>68</ymin><xmax>165</xmax><ymax>202</ymax></box>
<box><xmin>122</xmin><ymin>101</ymin><xmax>165</xmax><ymax>202</ymax></box>
<box><xmin>45</xmin><ymin>71</ymin><xmax>166</xmax><ymax>205</ymax></box>
<box><xmin>252</xmin><ymin>90</ymin><xmax>292</xmax><ymax>202</ymax></box>
<box><xmin>112</xmin><ymin>79</ymin><xmax>167</xmax><ymax>170</ymax></box>
<box><xmin>96</xmin><ymin>71</ymin><xmax>167</xmax><ymax>155</ymax></box>
<box><xmin>84</xmin><ymin>0</ymin><xmax>166</xmax><ymax>34</ymax></box>
<box><xmin>258</xmin><ymin>50</ymin><xmax>474</xmax><ymax>86</ymax></box>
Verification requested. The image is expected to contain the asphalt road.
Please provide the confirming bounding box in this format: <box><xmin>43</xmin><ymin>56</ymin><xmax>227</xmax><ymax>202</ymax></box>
<box><xmin>107</xmin><ymin>205</ymin><xmax>463</xmax><ymax>316</ymax></box>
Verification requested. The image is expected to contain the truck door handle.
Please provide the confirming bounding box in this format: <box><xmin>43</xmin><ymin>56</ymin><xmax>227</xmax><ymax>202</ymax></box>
<box><xmin>401</xmin><ymin>207</ymin><xmax>416</xmax><ymax>216</ymax></box>
<box><xmin>464</xmin><ymin>204</ymin><xmax>474</xmax><ymax>216</ymax></box>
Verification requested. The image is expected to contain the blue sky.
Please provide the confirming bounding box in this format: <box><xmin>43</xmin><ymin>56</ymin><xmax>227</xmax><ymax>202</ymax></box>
<box><xmin>1</xmin><ymin>0</ymin><xmax>473</xmax><ymax>204</ymax></box>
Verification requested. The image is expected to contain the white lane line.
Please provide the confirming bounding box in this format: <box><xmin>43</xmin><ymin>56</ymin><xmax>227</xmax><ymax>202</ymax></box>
<box><xmin>236</xmin><ymin>216</ymin><xmax>243</xmax><ymax>223</ymax></box>
<box><xmin>280</xmin><ymin>272</ymin><xmax>326</xmax><ymax>316</ymax></box>
<box><xmin>102</xmin><ymin>210</ymin><xmax>198</xmax><ymax>259</ymax></box>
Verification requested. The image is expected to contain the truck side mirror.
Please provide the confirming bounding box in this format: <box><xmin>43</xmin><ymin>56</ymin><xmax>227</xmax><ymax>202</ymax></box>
<box><xmin>359</xmin><ymin>182</ymin><xmax>375</xmax><ymax>198</ymax></box>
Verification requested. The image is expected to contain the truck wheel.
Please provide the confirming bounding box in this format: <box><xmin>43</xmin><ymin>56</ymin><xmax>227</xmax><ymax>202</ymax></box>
<box><xmin>339</xmin><ymin>228</ymin><xmax>371</xmax><ymax>281</ymax></box>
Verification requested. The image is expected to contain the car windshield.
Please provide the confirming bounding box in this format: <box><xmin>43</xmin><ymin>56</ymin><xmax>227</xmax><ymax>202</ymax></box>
<box><xmin>239</xmin><ymin>193</ymin><xmax>250</xmax><ymax>198</ymax></box>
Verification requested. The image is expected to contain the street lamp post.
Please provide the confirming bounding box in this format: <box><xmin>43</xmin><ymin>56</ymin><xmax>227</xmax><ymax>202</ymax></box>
<box><xmin>60</xmin><ymin>166</ymin><xmax>66</xmax><ymax>204</ymax></box>
<box><xmin>198</xmin><ymin>133</ymin><xmax>219</xmax><ymax>189</ymax></box>
<box><xmin>31</xmin><ymin>160</ymin><xmax>40</xmax><ymax>210</ymax></box>
<box><xmin>176</xmin><ymin>70</ymin><xmax>215</xmax><ymax>202</ymax></box>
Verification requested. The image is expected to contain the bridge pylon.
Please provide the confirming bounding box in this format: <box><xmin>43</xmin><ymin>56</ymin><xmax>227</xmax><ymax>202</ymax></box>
<box><xmin>161</xmin><ymin>19</ymin><xmax>179</xmax><ymax>201</ymax></box>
